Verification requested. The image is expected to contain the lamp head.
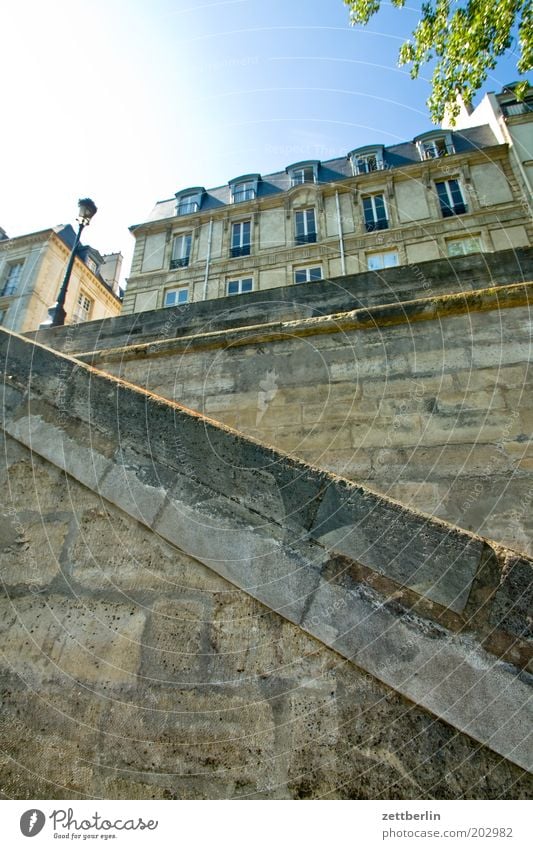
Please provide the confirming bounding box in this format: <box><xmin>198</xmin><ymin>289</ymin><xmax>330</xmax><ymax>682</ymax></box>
<box><xmin>77</xmin><ymin>198</ymin><xmax>97</xmax><ymax>226</ymax></box>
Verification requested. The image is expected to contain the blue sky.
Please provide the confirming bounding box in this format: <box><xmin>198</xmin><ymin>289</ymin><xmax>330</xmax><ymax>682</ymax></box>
<box><xmin>1</xmin><ymin>0</ymin><xmax>526</xmax><ymax>281</ymax></box>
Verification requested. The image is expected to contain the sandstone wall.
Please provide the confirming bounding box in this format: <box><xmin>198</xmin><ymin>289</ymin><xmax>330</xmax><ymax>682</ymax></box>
<box><xmin>1</xmin><ymin>433</ymin><xmax>530</xmax><ymax>800</ymax></box>
<box><xmin>95</xmin><ymin>286</ymin><xmax>533</xmax><ymax>554</ymax></box>
<box><xmin>31</xmin><ymin>248</ymin><xmax>533</xmax><ymax>354</ymax></box>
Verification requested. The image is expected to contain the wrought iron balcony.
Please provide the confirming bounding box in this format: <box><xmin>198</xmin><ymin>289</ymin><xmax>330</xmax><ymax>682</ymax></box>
<box><xmin>364</xmin><ymin>219</ymin><xmax>389</xmax><ymax>233</ymax></box>
<box><xmin>232</xmin><ymin>189</ymin><xmax>256</xmax><ymax>203</ymax></box>
<box><xmin>441</xmin><ymin>203</ymin><xmax>467</xmax><ymax>217</ymax></box>
<box><xmin>177</xmin><ymin>202</ymin><xmax>199</xmax><ymax>215</ymax></box>
<box><xmin>230</xmin><ymin>245</ymin><xmax>251</xmax><ymax>258</ymax></box>
<box><xmin>295</xmin><ymin>232</ymin><xmax>317</xmax><ymax>245</ymax></box>
<box><xmin>170</xmin><ymin>257</ymin><xmax>190</xmax><ymax>269</ymax></box>
<box><xmin>421</xmin><ymin>142</ymin><xmax>455</xmax><ymax>160</ymax></box>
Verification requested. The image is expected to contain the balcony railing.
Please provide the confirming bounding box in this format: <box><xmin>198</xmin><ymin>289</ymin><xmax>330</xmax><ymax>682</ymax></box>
<box><xmin>421</xmin><ymin>142</ymin><xmax>454</xmax><ymax>160</ymax></box>
<box><xmin>230</xmin><ymin>245</ymin><xmax>251</xmax><ymax>258</ymax></box>
<box><xmin>355</xmin><ymin>159</ymin><xmax>382</xmax><ymax>174</ymax></box>
<box><xmin>232</xmin><ymin>188</ymin><xmax>256</xmax><ymax>203</ymax></box>
<box><xmin>170</xmin><ymin>257</ymin><xmax>190</xmax><ymax>269</ymax></box>
<box><xmin>441</xmin><ymin>203</ymin><xmax>467</xmax><ymax>217</ymax></box>
<box><xmin>177</xmin><ymin>202</ymin><xmax>199</xmax><ymax>215</ymax></box>
<box><xmin>501</xmin><ymin>101</ymin><xmax>533</xmax><ymax>116</ymax></box>
<box><xmin>364</xmin><ymin>219</ymin><xmax>389</xmax><ymax>233</ymax></box>
<box><xmin>295</xmin><ymin>232</ymin><xmax>317</xmax><ymax>245</ymax></box>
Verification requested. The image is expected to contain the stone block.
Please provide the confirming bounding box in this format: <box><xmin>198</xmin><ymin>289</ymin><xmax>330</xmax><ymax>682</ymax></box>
<box><xmin>0</xmin><ymin>513</ymin><xmax>67</xmax><ymax>588</ymax></box>
<box><xmin>310</xmin><ymin>481</ymin><xmax>484</xmax><ymax>611</ymax></box>
<box><xmin>142</xmin><ymin>597</ymin><xmax>210</xmax><ymax>682</ymax></box>
<box><xmin>0</xmin><ymin>596</ymin><xmax>145</xmax><ymax>685</ymax></box>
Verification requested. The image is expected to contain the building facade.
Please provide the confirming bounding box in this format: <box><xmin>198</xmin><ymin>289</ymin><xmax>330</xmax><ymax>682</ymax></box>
<box><xmin>0</xmin><ymin>225</ymin><xmax>122</xmax><ymax>333</ymax></box>
<box><xmin>123</xmin><ymin>90</ymin><xmax>532</xmax><ymax>315</ymax></box>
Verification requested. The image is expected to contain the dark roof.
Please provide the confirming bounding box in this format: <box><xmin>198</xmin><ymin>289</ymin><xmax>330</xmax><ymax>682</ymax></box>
<box><xmin>54</xmin><ymin>225</ymin><xmax>120</xmax><ymax>302</ymax></box>
<box><xmin>146</xmin><ymin>125</ymin><xmax>499</xmax><ymax>223</ymax></box>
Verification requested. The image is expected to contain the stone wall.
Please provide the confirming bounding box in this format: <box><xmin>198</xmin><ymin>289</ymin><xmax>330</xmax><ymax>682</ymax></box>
<box><xmin>1</xmin><ymin>325</ymin><xmax>532</xmax><ymax>800</ymax></box>
<box><xmin>93</xmin><ymin>282</ymin><xmax>533</xmax><ymax>555</ymax></box>
<box><xmin>1</xmin><ymin>433</ymin><xmax>531</xmax><ymax>800</ymax></box>
<box><xmin>31</xmin><ymin>247</ymin><xmax>533</xmax><ymax>354</ymax></box>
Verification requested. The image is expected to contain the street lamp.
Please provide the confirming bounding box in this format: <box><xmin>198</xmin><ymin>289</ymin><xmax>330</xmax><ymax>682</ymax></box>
<box><xmin>43</xmin><ymin>197</ymin><xmax>97</xmax><ymax>328</ymax></box>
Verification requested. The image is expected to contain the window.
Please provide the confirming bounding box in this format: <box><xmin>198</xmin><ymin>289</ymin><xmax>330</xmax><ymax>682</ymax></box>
<box><xmin>348</xmin><ymin>146</ymin><xmax>385</xmax><ymax>176</ymax></box>
<box><xmin>421</xmin><ymin>138</ymin><xmax>452</xmax><ymax>159</ymax></box>
<box><xmin>227</xmin><ymin>277</ymin><xmax>253</xmax><ymax>295</ymax></box>
<box><xmin>500</xmin><ymin>99</ymin><xmax>533</xmax><ymax>116</ymax></box>
<box><xmin>177</xmin><ymin>195</ymin><xmax>199</xmax><ymax>215</ymax></box>
<box><xmin>86</xmin><ymin>257</ymin><xmax>98</xmax><ymax>274</ymax></box>
<box><xmin>446</xmin><ymin>236</ymin><xmax>481</xmax><ymax>257</ymax></box>
<box><xmin>170</xmin><ymin>233</ymin><xmax>192</xmax><ymax>268</ymax></box>
<box><xmin>363</xmin><ymin>194</ymin><xmax>389</xmax><ymax>232</ymax></box>
<box><xmin>291</xmin><ymin>166</ymin><xmax>316</xmax><ymax>185</ymax></box>
<box><xmin>415</xmin><ymin>132</ymin><xmax>454</xmax><ymax>161</ymax></box>
<box><xmin>231</xmin><ymin>221</ymin><xmax>251</xmax><ymax>257</ymax></box>
<box><xmin>232</xmin><ymin>181</ymin><xmax>255</xmax><ymax>203</ymax></box>
<box><xmin>294</xmin><ymin>266</ymin><xmax>322</xmax><ymax>284</ymax></box>
<box><xmin>164</xmin><ymin>287</ymin><xmax>189</xmax><ymax>307</ymax></box>
<box><xmin>287</xmin><ymin>160</ymin><xmax>319</xmax><ymax>186</ymax></box>
<box><xmin>175</xmin><ymin>188</ymin><xmax>204</xmax><ymax>216</ymax></box>
<box><xmin>295</xmin><ymin>208</ymin><xmax>317</xmax><ymax>244</ymax></box>
<box><xmin>367</xmin><ymin>250</ymin><xmax>399</xmax><ymax>271</ymax></box>
<box><xmin>354</xmin><ymin>154</ymin><xmax>380</xmax><ymax>174</ymax></box>
<box><xmin>1</xmin><ymin>262</ymin><xmax>23</xmax><ymax>296</ymax></box>
<box><xmin>436</xmin><ymin>179</ymin><xmax>467</xmax><ymax>217</ymax></box>
<box><xmin>73</xmin><ymin>292</ymin><xmax>93</xmax><ymax>323</ymax></box>
<box><xmin>229</xmin><ymin>175</ymin><xmax>260</xmax><ymax>204</ymax></box>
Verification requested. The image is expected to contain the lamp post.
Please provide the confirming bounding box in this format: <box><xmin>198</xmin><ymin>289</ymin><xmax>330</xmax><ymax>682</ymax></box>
<box><xmin>44</xmin><ymin>197</ymin><xmax>97</xmax><ymax>328</ymax></box>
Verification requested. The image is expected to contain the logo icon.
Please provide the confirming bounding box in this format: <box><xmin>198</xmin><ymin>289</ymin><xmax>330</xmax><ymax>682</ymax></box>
<box><xmin>20</xmin><ymin>810</ymin><xmax>46</xmax><ymax>837</ymax></box>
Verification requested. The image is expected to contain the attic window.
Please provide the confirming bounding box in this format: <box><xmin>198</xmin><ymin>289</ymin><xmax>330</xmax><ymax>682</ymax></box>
<box><xmin>415</xmin><ymin>131</ymin><xmax>454</xmax><ymax>161</ymax></box>
<box><xmin>287</xmin><ymin>160</ymin><xmax>319</xmax><ymax>187</ymax></box>
<box><xmin>229</xmin><ymin>174</ymin><xmax>260</xmax><ymax>203</ymax></box>
<box><xmin>348</xmin><ymin>146</ymin><xmax>384</xmax><ymax>175</ymax></box>
<box><xmin>175</xmin><ymin>187</ymin><xmax>205</xmax><ymax>216</ymax></box>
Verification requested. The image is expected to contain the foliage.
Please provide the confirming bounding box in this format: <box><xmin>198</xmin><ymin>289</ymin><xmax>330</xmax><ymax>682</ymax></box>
<box><xmin>344</xmin><ymin>0</ymin><xmax>532</xmax><ymax>123</ymax></box>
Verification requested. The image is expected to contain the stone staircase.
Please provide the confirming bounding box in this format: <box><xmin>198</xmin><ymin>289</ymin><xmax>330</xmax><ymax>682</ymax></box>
<box><xmin>1</xmin><ymin>325</ymin><xmax>531</xmax><ymax>796</ymax></box>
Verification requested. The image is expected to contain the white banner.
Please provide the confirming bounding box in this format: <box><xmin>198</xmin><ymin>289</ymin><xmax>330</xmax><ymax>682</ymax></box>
<box><xmin>1</xmin><ymin>799</ymin><xmax>530</xmax><ymax>848</ymax></box>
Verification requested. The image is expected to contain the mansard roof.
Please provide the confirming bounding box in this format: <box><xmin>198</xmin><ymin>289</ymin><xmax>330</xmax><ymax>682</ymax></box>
<box><xmin>145</xmin><ymin>124</ymin><xmax>499</xmax><ymax>224</ymax></box>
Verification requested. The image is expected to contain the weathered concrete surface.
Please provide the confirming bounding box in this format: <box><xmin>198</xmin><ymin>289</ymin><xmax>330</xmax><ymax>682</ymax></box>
<box><xmin>1</xmin><ymin>327</ymin><xmax>532</xmax><ymax>787</ymax></box>
<box><xmin>91</xmin><ymin>281</ymin><xmax>533</xmax><ymax>555</ymax></box>
<box><xmin>0</xmin><ymin>433</ymin><xmax>531</xmax><ymax>799</ymax></box>
<box><xmin>30</xmin><ymin>247</ymin><xmax>533</xmax><ymax>354</ymax></box>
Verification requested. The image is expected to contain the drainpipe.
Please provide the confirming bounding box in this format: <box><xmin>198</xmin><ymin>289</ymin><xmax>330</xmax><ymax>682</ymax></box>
<box><xmin>202</xmin><ymin>218</ymin><xmax>213</xmax><ymax>300</ymax></box>
<box><xmin>335</xmin><ymin>191</ymin><xmax>346</xmax><ymax>276</ymax></box>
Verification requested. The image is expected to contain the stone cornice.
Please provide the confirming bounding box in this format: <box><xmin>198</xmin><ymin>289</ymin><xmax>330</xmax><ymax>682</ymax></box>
<box><xmin>0</xmin><ymin>229</ymin><xmax>53</xmax><ymax>252</ymax></box>
<box><xmin>80</xmin><ymin>279</ymin><xmax>533</xmax><ymax>364</ymax></box>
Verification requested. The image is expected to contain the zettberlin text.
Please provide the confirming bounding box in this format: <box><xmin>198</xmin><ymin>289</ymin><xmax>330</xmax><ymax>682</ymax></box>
<box><xmin>382</xmin><ymin>811</ymin><xmax>440</xmax><ymax>821</ymax></box>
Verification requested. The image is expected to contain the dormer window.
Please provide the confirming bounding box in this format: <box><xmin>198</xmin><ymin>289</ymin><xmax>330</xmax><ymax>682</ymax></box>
<box><xmin>175</xmin><ymin>187</ymin><xmax>205</xmax><ymax>216</ymax></box>
<box><xmin>287</xmin><ymin>161</ymin><xmax>319</xmax><ymax>187</ymax></box>
<box><xmin>348</xmin><ymin>146</ymin><xmax>384</xmax><ymax>176</ymax></box>
<box><xmin>415</xmin><ymin>132</ymin><xmax>454</xmax><ymax>161</ymax></box>
<box><xmin>229</xmin><ymin>174</ymin><xmax>260</xmax><ymax>203</ymax></box>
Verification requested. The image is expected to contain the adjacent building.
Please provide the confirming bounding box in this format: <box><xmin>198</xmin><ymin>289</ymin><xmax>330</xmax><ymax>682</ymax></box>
<box><xmin>123</xmin><ymin>84</ymin><xmax>532</xmax><ymax>315</ymax></box>
<box><xmin>445</xmin><ymin>81</ymin><xmax>533</xmax><ymax>215</ymax></box>
<box><xmin>0</xmin><ymin>225</ymin><xmax>123</xmax><ymax>333</ymax></box>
